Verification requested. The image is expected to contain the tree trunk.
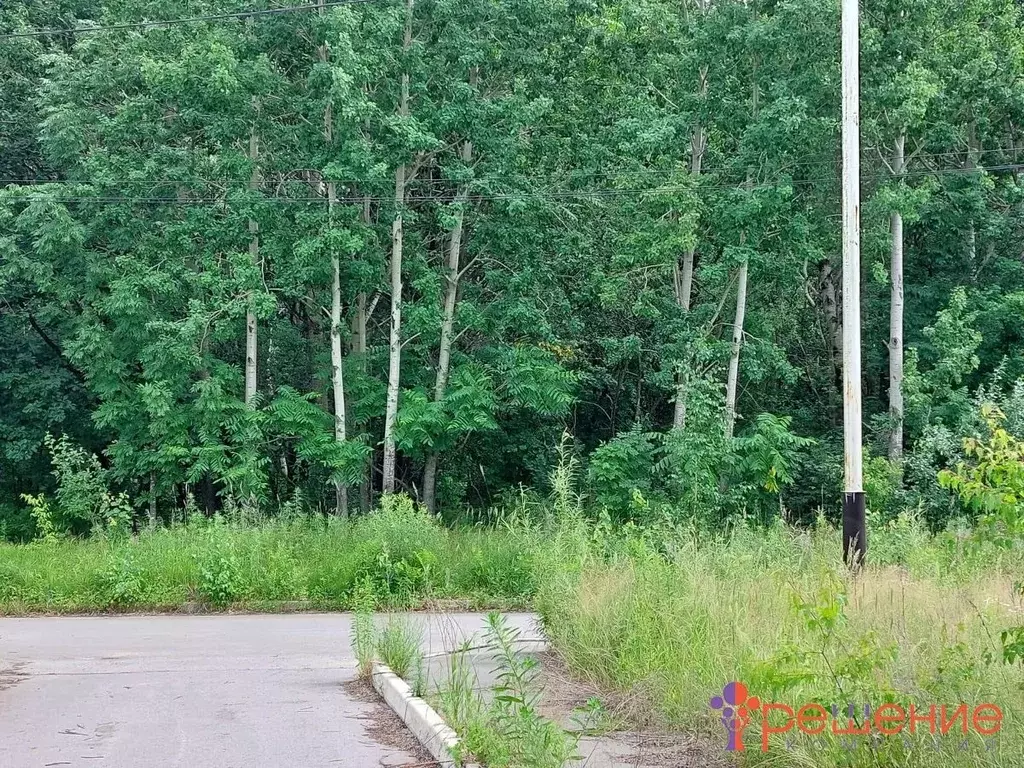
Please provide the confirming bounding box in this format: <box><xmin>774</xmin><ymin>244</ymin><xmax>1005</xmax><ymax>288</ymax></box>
<box><xmin>888</xmin><ymin>133</ymin><xmax>905</xmax><ymax>461</ymax></box>
<box><xmin>329</xmin><ymin>182</ymin><xmax>348</xmax><ymax>517</ymax></box>
<box><xmin>721</xmin><ymin>43</ymin><xmax>756</xmax><ymax>439</ymax></box>
<box><xmin>148</xmin><ymin>471</ymin><xmax>157</xmax><ymax>528</ymax></box>
<box><xmin>383</xmin><ymin>165</ymin><xmax>406</xmax><ymax>496</ymax></box>
<box><xmin>355</xmin><ymin>196</ymin><xmax>373</xmax><ymax>513</ymax></box>
<box><xmin>423</xmin><ymin>80</ymin><xmax>475</xmax><ymax>514</ymax></box>
<box><xmin>320</xmin><ymin>0</ymin><xmax>348</xmax><ymax>515</ymax></box>
<box><xmin>723</xmin><ymin>257</ymin><xmax>749</xmax><ymax>442</ymax></box>
<box><xmin>672</xmin><ymin>65</ymin><xmax>708</xmax><ymax>431</ymax></box>
<box><xmin>382</xmin><ymin>0</ymin><xmax>414</xmax><ymax>496</ymax></box>
<box><xmin>245</xmin><ymin>129</ymin><xmax>260</xmax><ymax>407</ymax></box>
<box><xmin>966</xmin><ymin>121</ymin><xmax>980</xmax><ymax>267</ymax></box>
<box><xmin>354</xmin><ymin>283</ymin><xmax>371</xmax><ymax>513</ymax></box>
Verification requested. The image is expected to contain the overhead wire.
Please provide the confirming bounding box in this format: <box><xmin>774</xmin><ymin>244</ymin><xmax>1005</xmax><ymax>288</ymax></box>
<box><xmin>1</xmin><ymin>145</ymin><xmax>1019</xmax><ymax>189</ymax></box>
<box><xmin>5</xmin><ymin>161</ymin><xmax>1020</xmax><ymax>209</ymax></box>
<box><xmin>0</xmin><ymin>0</ymin><xmax>380</xmax><ymax>41</ymax></box>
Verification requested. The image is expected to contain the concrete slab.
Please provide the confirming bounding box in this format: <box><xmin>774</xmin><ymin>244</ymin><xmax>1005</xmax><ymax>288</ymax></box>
<box><xmin>0</xmin><ymin>613</ymin><xmax>534</xmax><ymax>768</ymax></box>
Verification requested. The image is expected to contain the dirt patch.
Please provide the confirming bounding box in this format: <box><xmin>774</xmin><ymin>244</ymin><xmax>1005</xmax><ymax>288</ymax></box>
<box><xmin>341</xmin><ymin>677</ymin><xmax>440</xmax><ymax>767</ymax></box>
<box><xmin>536</xmin><ymin>652</ymin><xmax>729</xmax><ymax>768</ymax></box>
<box><xmin>535</xmin><ymin>652</ymin><xmax>660</xmax><ymax>729</ymax></box>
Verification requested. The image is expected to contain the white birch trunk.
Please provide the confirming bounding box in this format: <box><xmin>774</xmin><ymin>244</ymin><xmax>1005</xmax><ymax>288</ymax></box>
<box><xmin>967</xmin><ymin>121</ymin><xmax>979</xmax><ymax>267</ymax></box>
<box><xmin>329</xmin><ymin>181</ymin><xmax>348</xmax><ymax>517</ymax></box>
<box><xmin>382</xmin><ymin>0</ymin><xmax>414</xmax><ymax>495</ymax></box>
<box><xmin>888</xmin><ymin>133</ymin><xmax>905</xmax><ymax>461</ymax></box>
<box><xmin>319</xmin><ymin>0</ymin><xmax>348</xmax><ymax>514</ymax></box>
<box><xmin>148</xmin><ymin>471</ymin><xmax>157</xmax><ymax>528</ymax></box>
<box><xmin>245</xmin><ymin>130</ymin><xmax>260</xmax><ymax>407</ymax></box>
<box><xmin>723</xmin><ymin>257</ymin><xmax>749</xmax><ymax>442</ymax></box>
<box><xmin>354</xmin><ymin>197</ymin><xmax>371</xmax><ymax>512</ymax></box>
<box><xmin>672</xmin><ymin>65</ymin><xmax>708</xmax><ymax>431</ymax></box>
<box><xmin>423</xmin><ymin>94</ymin><xmax>474</xmax><ymax>513</ymax></box>
<box><xmin>383</xmin><ymin>165</ymin><xmax>406</xmax><ymax>496</ymax></box>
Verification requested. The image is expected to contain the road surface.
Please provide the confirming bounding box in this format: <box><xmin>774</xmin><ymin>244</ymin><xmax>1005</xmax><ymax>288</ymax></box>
<box><xmin>0</xmin><ymin>612</ymin><xmax>539</xmax><ymax>768</ymax></box>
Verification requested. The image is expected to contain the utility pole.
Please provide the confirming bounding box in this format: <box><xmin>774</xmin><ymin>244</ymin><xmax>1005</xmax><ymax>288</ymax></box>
<box><xmin>841</xmin><ymin>0</ymin><xmax>866</xmax><ymax>566</ymax></box>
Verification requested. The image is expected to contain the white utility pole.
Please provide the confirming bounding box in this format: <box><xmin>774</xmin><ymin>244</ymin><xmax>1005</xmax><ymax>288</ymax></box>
<box><xmin>841</xmin><ymin>0</ymin><xmax>866</xmax><ymax>566</ymax></box>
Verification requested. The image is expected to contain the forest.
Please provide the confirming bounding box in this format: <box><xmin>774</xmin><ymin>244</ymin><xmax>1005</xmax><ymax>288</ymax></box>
<box><xmin>1</xmin><ymin>0</ymin><xmax>1023</xmax><ymax>535</ymax></box>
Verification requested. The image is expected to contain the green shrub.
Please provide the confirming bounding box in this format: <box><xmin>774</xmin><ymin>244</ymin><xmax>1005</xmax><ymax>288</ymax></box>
<box><xmin>44</xmin><ymin>433</ymin><xmax>108</xmax><ymax>534</ymax></box>
<box><xmin>21</xmin><ymin>493</ymin><xmax>58</xmax><ymax>543</ymax></box>
<box><xmin>864</xmin><ymin>455</ymin><xmax>904</xmax><ymax>519</ymax></box>
<box><xmin>102</xmin><ymin>552</ymin><xmax>145</xmax><ymax>607</ymax></box>
<box><xmin>198</xmin><ymin>541</ymin><xmax>243</xmax><ymax>606</ymax></box>
<box><xmin>588</xmin><ymin>427</ymin><xmax>660</xmax><ymax>517</ymax></box>
<box><xmin>351</xmin><ymin>494</ymin><xmax>445</xmax><ymax>603</ymax></box>
<box><xmin>940</xmin><ymin>404</ymin><xmax>1024</xmax><ymax>545</ymax></box>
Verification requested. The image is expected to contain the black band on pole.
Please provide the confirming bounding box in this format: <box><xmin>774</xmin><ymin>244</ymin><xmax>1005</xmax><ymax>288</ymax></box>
<box><xmin>843</xmin><ymin>491</ymin><xmax>866</xmax><ymax>568</ymax></box>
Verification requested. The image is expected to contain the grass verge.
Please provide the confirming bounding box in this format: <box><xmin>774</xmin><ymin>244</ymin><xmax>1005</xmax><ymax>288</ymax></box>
<box><xmin>536</xmin><ymin>515</ymin><xmax>1024</xmax><ymax>767</ymax></box>
<box><xmin>0</xmin><ymin>496</ymin><xmax>539</xmax><ymax>613</ymax></box>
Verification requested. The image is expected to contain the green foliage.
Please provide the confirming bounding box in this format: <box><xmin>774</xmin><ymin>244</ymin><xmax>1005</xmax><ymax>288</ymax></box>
<box><xmin>102</xmin><ymin>552</ymin><xmax>145</xmax><ymax>607</ymax></box>
<box><xmin>197</xmin><ymin>537</ymin><xmax>244</xmax><ymax>607</ymax></box>
<box><xmin>350</xmin><ymin>494</ymin><xmax>444</xmax><ymax>604</ymax></box>
<box><xmin>867</xmin><ymin>508</ymin><xmax>933</xmax><ymax>567</ymax></box>
<box><xmin>352</xmin><ymin>578</ymin><xmax>377</xmax><ymax>679</ymax></box>
<box><xmin>437</xmin><ymin>613</ymin><xmax>581</xmax><ymax>768</ymax></box>
<box><xmin>549</xmin><ymin>431</ymin><xmax>584</xmax><ymax>520</ymax></box>
<box><xmin>44</xmin><ymin>433</ymin><xmax>108</xmax><ymax>533</ymax></box>
<box><xmin>748</xmin><ymin>576</ymin><xmax>897</xmax><ymax>707</ymax></box>
<box><xmin>537</xmin><ymin>515</ymin><xmax>1024</xmax><ymax>767</ymax></box>
<box><xmin>657</xmin><ymin>381</ymin><xmax>731</xmax><ymax>520</ymax></box>
<box><xmin>270</xmin><ymin>387</ymin><xmax>370</xmax><ymax>489</ymax></box>
<box><xmin>101</xmin><ymin>493</ymin><xmax>135</xmax><ymax>539</ymax></box>
<box><xmin>588</xmin><ymin>426</ymin><xmax>660</xmax><ymax>516</ymax></box>
<box><xmin>733</xmin><ymin>413</ymin><xmax>815</xmax><ymax>495</ymax></box>
<box><xmin>2</xmin><ymin>0</ymin><xmax>1024</xmax><ymax>531</ymax></box>
<box><xmin>939</xmin><ymin>404</ymin><xmax>1024</xmax><ymax>545</ymax></box>
<box><xmin>20</xmin><ymin>493</ymin><xmax>57</xmax><ymax>543</ymax></box>
<box><xmin>863</xmin><ymin>456</ymin><xmax>904</xmax><ymax>520</ymax></box>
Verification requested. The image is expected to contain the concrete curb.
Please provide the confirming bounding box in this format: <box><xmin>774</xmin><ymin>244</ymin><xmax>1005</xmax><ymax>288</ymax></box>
<box><xmin>370</xmin><ymin>661</ymin><xmax>480</xmax><ymax>768</ymax></box>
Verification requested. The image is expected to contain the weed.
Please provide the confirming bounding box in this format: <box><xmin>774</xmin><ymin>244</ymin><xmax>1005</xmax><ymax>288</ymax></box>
<box><xmin>434</xmin><ymin>613</ymin><xmax>580</xmax><ymax>768</ymax></box>
<box><xmin>44</xmin><ymin>433</ymin><xmax>108</xmax><ymax>534</ymax></box>
<box><xmin>103</xmin><ymin>552</ymin><xmax>144</xmax><ymax>607</ymax></box>
<box><xmin>20</xmin><ymin>493</ymin><xmax>57</xmax><ymax>543</ymax></box>
<box><xmin>100</xmin><ymin>492</ymin><xmax>134</xmax><ymax>539</ymax></box>
<box><xmin>375</xmin><ymin>615</ymin><xmax>423</xmax><ymax>681</ymax></box>
<box><xmin>536</xmin><ymin>521</ymin><xmax>1024</xmax><ymax>768</ymax></box>
<box><xmin>550</xmin><ymin>431</ymin><xmax>583</xmax><ymax>520</ymax></box>
<box><xmin>197</xmin><ymin>541</ymin><xmax>243</xmax><ymax>607</ymax></box>
<box><xmin>352</xmin><ymin>578</ymin><xmax>376</xmax><ymax>678</ymax></box>
<box><xmin>485</xmin><ymin>612</ymin><xmax>581</xmax><ymax>768</ymax></box>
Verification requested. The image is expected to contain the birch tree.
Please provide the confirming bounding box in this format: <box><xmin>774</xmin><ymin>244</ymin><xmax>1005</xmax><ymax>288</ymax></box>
<box><xmin>863</xmin><ymin>0</ymin><xmax>941</xmax><ymax>460</ymax></box>
<box><xmin>382</xmin><ymin>0</ymin><xmax>415</xmax><ymax>495</ymax></box>
<box><xmin>245</xmin><ymin>128</ymin><xmax>260</xmax><ymax>408</ymax></box>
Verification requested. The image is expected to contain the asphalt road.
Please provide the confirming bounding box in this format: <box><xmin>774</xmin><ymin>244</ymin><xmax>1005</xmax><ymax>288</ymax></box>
<box><xmin>0</xmin><ymin>612</ymin><xmax>539</xmax><ymax>768</ymax></box>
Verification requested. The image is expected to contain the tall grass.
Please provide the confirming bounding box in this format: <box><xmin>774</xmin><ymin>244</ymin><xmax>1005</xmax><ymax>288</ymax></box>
<box><xmin>3</xmin><ymin>492</ymin><xmax>1022</xmax><ymax>766</ymax></box>
<box><xmin>535</xmin><ymin>513</ymin><xmax>1024</xmax><ymax>767</ymax></box>
<box><xmin>0</xmin><ymin>495</ymin><xmax>541</xmax><ymax>612</ymax></box>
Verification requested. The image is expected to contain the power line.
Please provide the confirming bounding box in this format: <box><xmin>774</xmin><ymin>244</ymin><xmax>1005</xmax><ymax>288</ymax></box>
<box><xmin>0</xmin><ymin>0</ymin><xmax>378</xmax><ymax>41</ymax></box>
<box><xmin>2</xmin><ymin>150</ymin><xmax>1019</xmax><ymax>190</ymax></box>
<box><xmin>8</xmin><ymin>162</ymin><xmax>1021</xmax><ymax>208</ymax></box>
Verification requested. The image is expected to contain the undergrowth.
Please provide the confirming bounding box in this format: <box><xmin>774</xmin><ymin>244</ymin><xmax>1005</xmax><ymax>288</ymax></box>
<box><xmin>3</xmin><ymin>488</ymin><xmax>1023</xmax><ymax>767</ymax></box>
<box><xmin>435</xmin><ymin>612</ymin><xmax>584</xmax><ymax>768</ymax></box>
<box><xmin>535</xmin><ymin>515</ymin><xmax>1024</xmax><ymax>768</ymax></box>
<box><xmin>0</xmin><ymin>494</ymin><xmax>540</xmax><ymax>612</ymax></box>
